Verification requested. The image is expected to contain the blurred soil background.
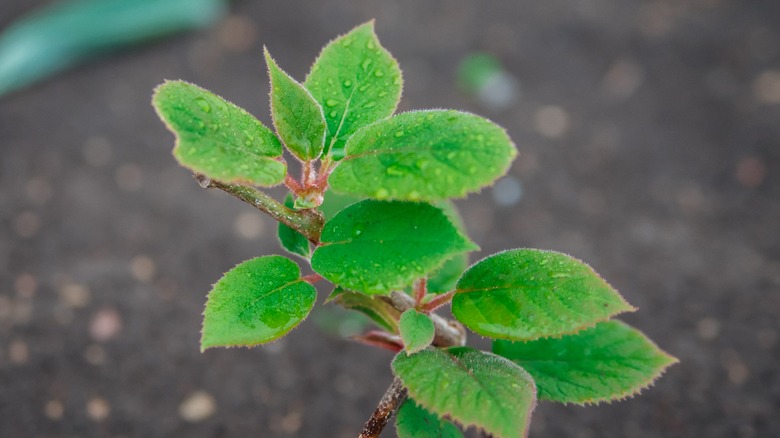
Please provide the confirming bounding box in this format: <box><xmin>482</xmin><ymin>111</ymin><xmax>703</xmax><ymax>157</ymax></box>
<box><xmin>1</xmin><ymin>0</ymin><xmax>778</xmax><ymax>437</ymax></box>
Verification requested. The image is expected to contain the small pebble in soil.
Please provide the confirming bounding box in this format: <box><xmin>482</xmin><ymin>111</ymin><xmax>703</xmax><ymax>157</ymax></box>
<box><xmin>59</xmin><ymin>283</ymin><xmax>91</xmax><ymax>308</ymax></box>
<box><xmin>14</xmin><ymin>211</ymin><xmax>40</xmax><ymax>238</ymax></box>
<box><xmin>130</xmin><ymin>255</ymin><xmax>156</xmax><ymax>283</ymax></box>
<box><xmin>179</xmin><ymin>391</ymin><xmax>216</xmax><ymax>422</ymax></box>
<box><xmin>234</xmin><ymin>212</ymin><xmax>265</xmax><ymax>240</ymax></box>
<box><xmin>9</xmin><ymin>340</ymin><xmax>29</xmax><ymax>364</ymax></box>
<box><xmin>84</xmin><ymin>344</ymin><xmax>107</xmax><ymax>366</ymax></box>
<box><xmin>735</xmin><ymin>156</ymin><xmax>767</xmax><ymax>189</ymax></box>
<box><xmin>14</xmin><ymin>274</ymin><xmax>37</xmax><ymax>298</ymax></box>
<box><xmin>534</xmin><ymin>105</ymin><xmax>570</xmax><ymax>139</ymax></box>
<box><xmin>216</xmin><ymin>15</ymin><xmax>259</xmax><ymax>53</ymax></box>
<box><xmin>115</xmin><ymin>164</ymin><xmax>143</xmax><ymax>192</ymax></box>
<box><xmin>86</xmin><ymin>397</ymin><xmax>110</xmax><ymax>421</ymax></box>
<box><xmin>696</xmin><ymin>317</ymin><xmax>720</xmax><ymax>340</ymax></box>
<box><xmin>492</xmin><ymin>176</ymin><xmax>523</xmax><ymax>207</ymax></box>
<box><xmin>82</xmin><ymin>137</ymin><xmax>112</xmax><ymax>167</ymax></box>
<box><xmin>752</xmin><ymin>70</ymin><xmax>780</xmax><ymax>104</ymax></box>
<box><xmin>44</xmin><ymin>400</ymin><xmax>64</xmax><ymax>420</ymax></box>
<box><xmin>89</xmin><ymin>308</ymin><xmax>123</xmax><ymax>342</ymax></box>
<box><xmin>26</xmin><ymin>177</ymin><xmax>53</xmax><ymax>205</ymax></box>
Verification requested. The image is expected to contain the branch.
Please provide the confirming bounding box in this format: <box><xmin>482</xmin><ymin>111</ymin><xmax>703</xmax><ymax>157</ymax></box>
<box><xmin>358</xmin><ymin>378</ymin><xmax>407</xmax><ymax>438</ymax></box>
<box><xmin>194</xmin><ymin>174</ymin><xmax>323</xmax><ymax>243</ymax></box>
<box><xmin>388</xmin><ymin>291</ymin><xmax>466</xmax><ymax>348</ymax></box>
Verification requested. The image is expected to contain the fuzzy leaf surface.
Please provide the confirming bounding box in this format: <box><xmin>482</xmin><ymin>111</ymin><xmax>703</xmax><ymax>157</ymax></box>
<box><xmin>311</xmin><ymin>200</ymin><xmax>477</xmax><ymax>295</ymax></box>
<box><xmin>396</xmin><ymin>399</ymin><xmax>464</xmax><ymax>438</ymax></box>
<box><xmin>265</xmin><ymin>49</ymin><xmax>326</xmax><ymax>160</ymax></box>
<box><xmin>304</xmin><ymin>21</ymin><xmax>402</xmax><ymax>156</ymax></box>
<box><xmin>452</xmin><ymin>249</ymin><xmax>635</xmax><ymax>341</ymax></box>
<box><xmin>201</xmin><ymin>256</ymin><xmax>315</xmax><ymax>350</ymax></box>
<box><xmin>277</xmin><ymin>194</ymin><xmax>311</xmax><ymax>258</ymax></box>
<box><xmin>493</xmin><ymin>320</ymin><xmax>678</xmax><ymax>404</ymax></box>
<box><xmin>393</xmin><ymin>347</ymin><xmax>536</xmax><ymax>438</ymax></box>
<box><xmin>153</xmin><ymin>80</ymin><xmax>284</xmax><ymax>186</ymax></box>
<box><xmin>329</xmin><ymin>110</ymin><xmax>516</xmax><ymax>200</ymax></box>
<box><xmin>399</xmin><ymin>309</ymin><xmax>435</xmax><ymax>354</ymax></box>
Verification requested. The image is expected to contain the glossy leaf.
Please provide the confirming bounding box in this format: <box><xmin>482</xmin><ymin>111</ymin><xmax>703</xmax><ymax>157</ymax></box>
<box><xmin>277</xmin><ymin>194</ymin><xmax>311</xmax><ymax>258</ymax></box>
<box><xmin>304</xmin><ymin>21</ymin><xmax>402</xmax><ymax>156</ymax></box>
<box><xmin>396</xmin><ymin>399</ymin><xmax>464</xmax><ymax>438</ymax></box>
<box><xmin>393</xmin><ymin>347</ymin><xmax>536</xmax><ymax>438</ymax></box>
<box><xmin>399</xmin><ymin>309</ymin><xmax>435</xmax><ymax>354</ymax></box>
<box><xmin>326</xmin><ymin>287</ymin><xmax>400</xmax><ymax>332</ymax></box>
<box><xmin>311</xmin><ymin>200</ymin><xmax>478</xmax><ymax>295</ymax></box>
<box><xmin>329</xmin><ymin>110</ymin><xmax>516</xmax><ymax>200</ymax></box>
<box><xmin>452</xmin><ymin>249</ymin><xmax>635</xmax><ymax>341</ymax></box>
<box><xmin>153</xmin><ymin>80</ymin><xmax>285</xmax><ymax>186</ymax></box>
<box><xmin>201</xmin><ymin>256</ymin><xmax>316</xmax><ymax>350</ymax></box>
<box><xmin>493</xmin><ymin>320</ymin><xmax>678</xmax><ymax>404</ymax></box>
<box><xmin>265</xmin><ymin>48</ymin><xmax>326</xmax><ymax>160</ymax></box>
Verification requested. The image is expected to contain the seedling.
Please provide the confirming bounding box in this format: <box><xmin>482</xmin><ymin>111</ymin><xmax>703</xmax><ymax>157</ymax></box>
<box><xmin>152</xmin><ymin>21</ymin><xmax>677</xmax><ymax>438</ymax></box>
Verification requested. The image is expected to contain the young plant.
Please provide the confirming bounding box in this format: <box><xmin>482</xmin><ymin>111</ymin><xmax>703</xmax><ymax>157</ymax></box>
<box><xmin>152</xmin><ymin>21</ymin><xmax>677</xmax><ymax>438</ymax></box>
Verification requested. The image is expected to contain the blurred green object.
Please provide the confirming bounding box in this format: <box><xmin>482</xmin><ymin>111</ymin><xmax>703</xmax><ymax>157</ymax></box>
<box><xmin>457</xmin><ymin>53</ymin><xmax>520</xmax><ymax>111</ymax></box>
<box><xmin>0</xmin><ymin>0</ymin><xmax>228</xmax><ymax>97</ymax></box>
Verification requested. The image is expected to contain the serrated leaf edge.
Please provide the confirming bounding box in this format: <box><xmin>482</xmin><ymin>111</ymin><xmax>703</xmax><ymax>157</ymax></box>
<box><xmin>393</xmin><ymin>348</ymin><xmax>538</xmax><ymax>438</ymax></box>
<box><xmin>199</xmin><ymin>256</ymin><xmax>316</xmax><ymax>352</ymax></box>
<box><xmin>331</xmin><ymin>109</ymin><xmax>517</xmax><ymax>201</ymax></box>
<box><xmin>453</xmin><ymin>248</ymin><xmax>637</xmax><ymax>341</ymax></box>
<box><xmin>303</xmin><ymin>20</ymin><xmax>404</xmax><ymax>155</ymax></box>
<box><xmin>264</xmin><ymin>47</ymin><xmax>327</xmax><ymax>161</ymax></box>
<box><xmin>152</xmin><ymin>80</ymin><xmax>287</xmax><ymax>187</ymax></box>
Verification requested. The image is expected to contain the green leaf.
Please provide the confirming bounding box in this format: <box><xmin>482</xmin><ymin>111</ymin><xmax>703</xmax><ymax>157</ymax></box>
<box><xmin>427</xmin><ymin>202</ymin><xmax>468</xmax><ymax>293</ymax></box>
<box><xmin>311</xmin><ymin>200</ymin><xmax>478</xmax><ymax>295</ymax></box>
<box><xmin>399</xmin><ymin>309</ymin><xmax>435</xmax><ymax>354</ymax></box>
<box><xmin>327</xmin><ymin>287</ymin><xmax>400</xmax><ymax>332</ymax></box>
<box><xmin>329</xmin><ymin>110</ymin><xmax>517</xmax><ymax>201</ymax></box>
<box><xmin>393</xmin><ymin>347</ymin><xmax>536</xmax><ymax>438</ymax></box>
<box><xmin>201</xmin><ymin>256</ymin><xmax>316</xmax><ymax>350</ymax></box>
<box><xmin>304</xmin><ymin>21</ymin><xmax>402</xmax><ymax>156</ymax></box>
<box><xmin>396</xmin><ymin>399</ymin><xmax>464</xmax><ymax>438</ymax></box>
<box><xmin>493</xmin><ymin>320</ymin><xmax>678</xmax><ymax>404</ymax></box>
<box><xmin>265</xmin><ymin>48</ymin><xmax>326</xmax><ymax>161</ymax></box>
<box><xmin>427</xmin><ymin>254</ymin><xmax>468</xmax><ymax>294</ymax></box>
<box><xmin>452</xmin><ymin>249</ymin><xmax>636</xmax><ymax>341</ymax></box>
<box><xmin>277</xmin><ymin>194</ymin><xmax>311</xmax><ymax>258</ymax></box>
<box><xmin>153</xmin><ymin>80</ymin><xmax>285</xmax><ymax>186</ymax></box>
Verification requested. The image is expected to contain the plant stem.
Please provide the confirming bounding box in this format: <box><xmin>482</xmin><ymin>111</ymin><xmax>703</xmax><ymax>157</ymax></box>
<box><xmin>194</xmin><ymin>174</ymin><xmax>323</xmax><ymax>243</ymax></box>
<box><xmin>358</xmin><ymin>378</ymin><xmax>407</xmax><ymax>438</ymax></box>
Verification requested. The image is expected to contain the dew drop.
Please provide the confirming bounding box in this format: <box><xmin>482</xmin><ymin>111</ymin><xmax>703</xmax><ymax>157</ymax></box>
<box><xmin>343</xmin><ymin>80</ymin><xmax>353</xmax><ymax>88</ymax></box>
<box><xmin>374</xmin><ymin>70</ymin><xmax>384</xmax><ymax>78</ymax></box>
<box><xmin>386</xmin><ymin>165</ymin><xmax>405</xmax><ymax>176</ymax></box>
<box><xmin>329</xmin><ymin>111</ymin><xmax>338</xmax><ymax>118</ymax></box>
<box><xmin>358</xmin><ymin>84</ymin><xmax>370</xmax><ymax>92</ymax></box>
<box><xmin>375</xmin><ymin>188</ymin><xmax>389</xmax><ymax>198</ymax></box>
<box><xmin>361</xmin><ymin>59</ymin><xmax>373</xmax><ymax>70</ymax></box>
<box><xmin>326</xmin><ymin>99</ymin><xmax>339</xmax><ymax>107</ymax></box>
<box><xmin>195</xmin><ymin>98</ymin><xmax>211</xmax><ymax>113</ymax></box>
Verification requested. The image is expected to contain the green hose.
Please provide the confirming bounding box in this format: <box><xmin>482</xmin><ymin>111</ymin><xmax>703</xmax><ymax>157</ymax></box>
<box><xmin>0</xmin><ymin>0</ymin><xmax>228</xmax><ymax>97</ymax></box>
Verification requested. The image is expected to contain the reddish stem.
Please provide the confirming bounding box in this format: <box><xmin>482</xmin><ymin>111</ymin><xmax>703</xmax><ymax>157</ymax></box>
<box><xmin>350</xmin><ymin>330</ymin><xmax>403</xmax><ymax>352</ymax></box>
<box><xmin>421</xmin><ymin>291</ymin><xmax>455</xmax><ymax>314</ymax></box>
<box><xmin>285</xmin><ymin>174</ymin><xmax>303</xmax><ymax>194</ymax></box>
<box><xmin>414</xmin><ymin>278</ymin><xmax>427</xmax><ymax>306</ymax></box>
<box><xmin>301</xmin><ymin>273</ymin><xmax>323</xmax><ymax>284</ymax></box>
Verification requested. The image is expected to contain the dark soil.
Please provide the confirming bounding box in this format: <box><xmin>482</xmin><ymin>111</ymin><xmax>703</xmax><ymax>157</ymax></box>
<box><xmin>1</xmin><ymin>1</ymin><xmax>778</xmax><ymax>437</ymax></box>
